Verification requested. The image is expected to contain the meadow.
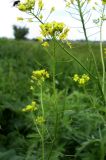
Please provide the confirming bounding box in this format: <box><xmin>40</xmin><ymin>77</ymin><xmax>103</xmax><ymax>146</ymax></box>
<box><xmin>0</xmin><ymin>38</ymin><xmax>106</xmax><ymax>160</ymax></box>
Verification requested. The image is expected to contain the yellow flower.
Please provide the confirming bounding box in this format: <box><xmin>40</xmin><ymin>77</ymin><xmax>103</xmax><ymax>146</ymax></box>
<box><xmin>59</xmin><ymin>28</ymin><xmax>70</xmax><ymax>40</ymax></box>
<box><xmin>38</xmin><ymin>0</ymin><xmax>44</xmax><ymax>10</ymax></box>
<box><xmin>40</xmin><ymin>21</ymin><xmax>69</xmax><ymax>39</ymax></box>
<box><xmin>22</xmin><ymin>101</ymin><xmax>37</xmax><ymax>112</ymax></box>
<box><xmin>17</xmin><ymin>17</ymin><xmax>24</xmax><ymax>21</ymax></box>
<box><xmin>78</xmin><ymin>78</ymin><xmax>85</xmax><ymax>85</ymax></box>
<box><xmin>82</xmin><ymin>74</ymin><xmax>90</xmax><ymax>81</ymax></box>
<box><xmin>18</xmin><ymin>3</ymin><xmax>27</xmax><ymax>11</ymax></box>
<box><xmin>73</xmin><ymin>74</ymin><xmax>90</xmax><ymax>85</ymax></box>
<box><xmin>31</xmin><ymin>69</ymin><xmax>49</xmax><ymax>85</ymax></box>
<box><xmin>42</xmin><ymin>42</ymin><xmax>49</xmax><ymax>47</ymax></box>
<box><xmin>39</xmin><ymin>14</ymin><xmax>43</xmax><ymax>20</ymax></box>
<box><xmin>66</xmin><ymin>2</ymin><xmax>71</xmax><ymax>8</ymax></box>
<box><xmin>37</xmin><ymin>37</ymin><xmax>43</xmax><ymax>42</ymax></box>
<box><xmin>66</xmin><ymin>41</ymin><xmax>72</xmax><ymax>48</ymax></box>
<box><xmin>32</xmin><ymin>69</ymin><xmax>49</xmax><ymax>80</ymax></box>
<box><xmin>35</xmin><ymin>116</ymin><xmax>45</xmax><ymax>125</ymax></box>
<box><xmin>73</xmin><ymin>74</ymin><xmax>79</xmax><ymax>82</ymax></box>
<box><xmin>18</xmin><ymin>0</ymin><xmax>35</xmax><ymax>11</ymax></box>
<box><xmin>50</xmin><ymin>7</ymin><xmax>55</xmax><ymax>13</ymax></box>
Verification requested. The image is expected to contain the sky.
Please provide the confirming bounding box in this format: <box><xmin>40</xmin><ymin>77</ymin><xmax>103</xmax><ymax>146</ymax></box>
<box><xmin>0</xmin><ymin>0</ymin><xmax>106</xmax><ymax>40</ymax></box>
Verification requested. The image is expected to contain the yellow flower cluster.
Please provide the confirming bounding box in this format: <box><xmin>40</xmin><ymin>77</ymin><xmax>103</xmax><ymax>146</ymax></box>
<box><xmin>40</xmin><ymin>21</ymin><xmax>69</xmax><ymax>40</ymax></box>
<box><xmin>18</xmin><ymin>0</ymin><xmax>35</xmax><ymax>11</ymax></box>
<box><xmin>73</xmin><ymin>74</ymin><xmax>90</xmax><ymax>85</ymax></box>
<box><xmin>35</xmin><ymin>116</ymin><xmax>45</xmax><ymax>125</ymax></box>
<box><xmin>31</xmin><ymin>69</ymin><xmax>49</xmax><ymax>86</ymax></box>
<box><xmin>22</xmin><ymin>101</ymin><xmax>37</xmax><ymax>112</ymax></box>
<box><xmin>32</xmin><ymin>69</ymin><xmax>49</xmax><ymax>80</ymax></box>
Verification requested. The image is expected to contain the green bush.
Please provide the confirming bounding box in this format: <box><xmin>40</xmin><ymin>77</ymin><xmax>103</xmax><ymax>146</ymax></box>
<box><xmin>13</xmin><ymin>25</ymin><xmax>29</xmax><ymax>40</ymax></box>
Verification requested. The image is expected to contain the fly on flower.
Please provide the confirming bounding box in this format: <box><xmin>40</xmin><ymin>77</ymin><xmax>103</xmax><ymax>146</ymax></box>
<box><xmin>13</xmin><ymin>0</ymin><xmax>20</xmax><ymax>6</ymax></box>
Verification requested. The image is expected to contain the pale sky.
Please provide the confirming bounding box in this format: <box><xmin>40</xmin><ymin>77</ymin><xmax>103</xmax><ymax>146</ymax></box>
<box><xmin>0</xmin><ymin>0</ymin><xmax>106</xmax><ymax>40</ymax></box>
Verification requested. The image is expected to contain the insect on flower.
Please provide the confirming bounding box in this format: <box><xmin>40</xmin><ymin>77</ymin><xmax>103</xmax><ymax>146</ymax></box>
<box><xmin>13</xmin><ymin>0</ymin><xmax>20</xmax><ymax>6</ymax></box>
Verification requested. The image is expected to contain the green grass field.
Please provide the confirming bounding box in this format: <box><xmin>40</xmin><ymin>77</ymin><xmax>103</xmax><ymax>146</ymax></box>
<box><xmin>0</xmin><ymin>38</ymin><xmax>106</xmax><ymax>160</ymax></box>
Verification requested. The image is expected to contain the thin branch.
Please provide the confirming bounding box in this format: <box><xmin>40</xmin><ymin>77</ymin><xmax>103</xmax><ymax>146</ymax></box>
<box><xmin>88</xmin><ymin>31</ymin><xmax>100</xmax><ymax>38</ymax></box>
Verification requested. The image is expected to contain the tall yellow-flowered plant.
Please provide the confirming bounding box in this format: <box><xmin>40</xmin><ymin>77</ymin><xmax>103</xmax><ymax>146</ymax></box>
<box><xmin>15</xmin><ymin>0</ymin><xmax>106</xmax><ymax>160</ymax></box>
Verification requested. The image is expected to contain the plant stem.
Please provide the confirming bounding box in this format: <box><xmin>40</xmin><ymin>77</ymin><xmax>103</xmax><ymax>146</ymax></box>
<box><xmin>40</xmin><ymin>85</ymin><xmax>45</xmax><ymax>160</ymax></box>
<box><xmin>47</xmin><ymin>38</ymin><xmax>59</xmax><ymax>160</ymax></box>
<box><xmin>41</xmin><ymin>85</ymin><xmax>44</xmax><ymax>117</ymax></box>
<box><xmin>30</xmin><ymin>11</ymin><xmax>44</xmax><ymax>24</ymax></box>
<box><xmin>77</xmin><ymin>0</ymin><xmax>88</xmax><ymax>41</ymax></box>
<box><xmin>53</xmin><ymin>38</ymin><xmax>58</xmax><ymax>139</ymax></box>
<box><xmin>36</xmin><ymin>124</ymin><xmax>45</xmax><ymax>160</ymax></box>
<box><xmin>100</xmin><ymin>6</ymin><xmax>105</xmax><ymax>95</ymax></box>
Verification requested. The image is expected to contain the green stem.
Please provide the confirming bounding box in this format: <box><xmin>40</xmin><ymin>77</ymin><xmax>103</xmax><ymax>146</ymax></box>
<box><xmin>53</xmin><ymin>38</ymin><xmax>58</xmax><ymax>139</ymax></box>
<box><xmin>41</xmin><ymin>85</ymin><xmax>44</xmax><ymax>117</ymax></box>
<box><xmin>30</xmin><ymin>11</ymin><xmax>44</xmax><ymax>24</ymax></box>
<box><xmin>100</xmin><ymin>6</ymin><xmax>105</xmax><ymax>95</ymax></box>
<box><xmin>47</xmin><ymin>38</ymin><xmax>59</xmax><ymax>160</ymax></box>
<box><xmin>41</xmin><ymin>125</ymin><xmax>45</xmax><ymax>160</ymax></box>
<box><xmin>31</xmin><ymin>112</ymin><xmax>45</xmax><ymax>160</ymax></box>
<box><xmin>29</xmin><ymin>12</ymin><xmax>59</xmax><ymax>159</ymax></box>
<box><xmin>77</xmin><ymin>0</ymin><xmax>88</xmax><ymax>41</ymax></box>
<box><xmin>36</xmin><ymin>124</ymin><xmax>45</xmax><ymax>160</ymax></box>
<box><xmin>40</xmin><ymin>85</ymin><xmax>45</xmax><ymax>160</ymax></box>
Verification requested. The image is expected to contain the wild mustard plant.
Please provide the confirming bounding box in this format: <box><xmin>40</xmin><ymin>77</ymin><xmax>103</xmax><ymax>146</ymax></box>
<box><xmin>16</xmin><ymin>0</ymin><xmax>106</xmax><ymax>159</ymax></box>
<box><xmin>30</xmin><ymin>69</ymin><xmax>49</xmax><ymax>160</ymax></box>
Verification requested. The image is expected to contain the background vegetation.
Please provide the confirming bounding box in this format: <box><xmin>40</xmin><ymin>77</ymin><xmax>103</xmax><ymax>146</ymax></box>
<box><xmin>0</xmin><ymin>38</ymin><xmax>106</xmax><ymax>160</ymax></box>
